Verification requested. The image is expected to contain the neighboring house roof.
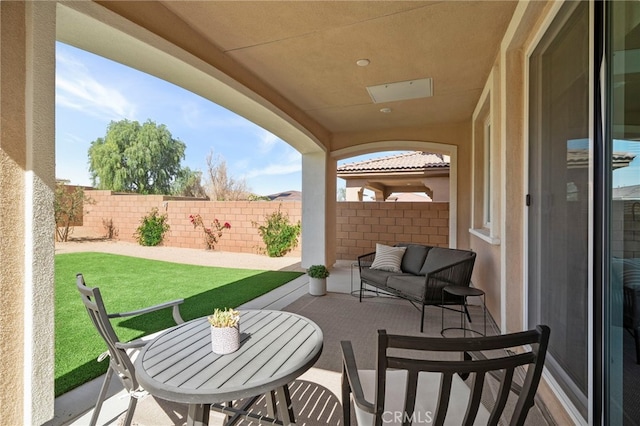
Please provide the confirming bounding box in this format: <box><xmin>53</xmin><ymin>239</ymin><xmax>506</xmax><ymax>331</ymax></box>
<box><xmin>567</xmin><ymin>150</ymin><xmax>636</xmax><ymax>169</ymax></box>
<box><xmin>613</xmin><ymin>184</ymin><xmax>640</xmax><ymax>200</ymax></box>
<box><xmin>337</xmin><ymin>151</ymin><xmax>449</xmax><ymax>175</ymax></box>
<box><xmin>266</xmin><ymin>190</ymin><xmax>302</xmax><ymax>201</ymax></box>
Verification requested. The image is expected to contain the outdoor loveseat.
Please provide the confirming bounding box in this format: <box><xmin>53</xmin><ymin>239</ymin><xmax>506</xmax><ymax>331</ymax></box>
<box><xmin>358</xmin><ymin>243</ymin><xmax>476</xmax><ymax>332</ymax></box>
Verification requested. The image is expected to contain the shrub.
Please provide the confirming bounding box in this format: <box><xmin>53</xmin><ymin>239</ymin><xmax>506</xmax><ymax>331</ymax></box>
<box><xmin>253</xmin><ymin>205</ymin><xmax>301</xmax><ymax>257</ymax></box>
<box><xmin>189</xmin><ymin>214</ymin><xmax>231</xmax><ymax>250</ymax></box>
<box><xmin>54</xmin><ymin>183</ymin><xmax>93</xmax><ymax>242</ymax></box>
<box><xmin>134</xmin><ymin>208</ymin><xmax>170</xmax><ymax>246</ymax></box>
<box><xmin>307</xmin><ymin>265</ymin><xmax>330</xmax><ymax>278</ymax></box>
<box><xmin>102</xmin><ymin>218</ymin><xmax>118</xmax><ymax>239</ymax></box>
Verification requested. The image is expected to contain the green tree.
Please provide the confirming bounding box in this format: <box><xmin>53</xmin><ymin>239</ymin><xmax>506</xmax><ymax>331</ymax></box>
<box><xmin>171</xmin><ymin>167</ymin><xmax>208</xmax><ymax>198</ymax></box>
<box><xmin>88</xmin><ymin>119</ymin><xmax>186</xmax><ymax>194</ymax></box>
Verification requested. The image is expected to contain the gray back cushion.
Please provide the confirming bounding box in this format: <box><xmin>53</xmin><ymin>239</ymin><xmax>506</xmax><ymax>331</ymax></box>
<box><xmin>419</xmin><ymin>247</ymin><xmax>473</xmax><ymax>275</ymax></box>
<box><xmin>400</xmin><ymin>244</ymin><xmax>431</xmax><ymax>275</ymax></box>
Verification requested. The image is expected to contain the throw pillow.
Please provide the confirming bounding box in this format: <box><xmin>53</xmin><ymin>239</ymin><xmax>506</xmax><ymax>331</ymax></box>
<box><xmin>370</xmin><ymin>243</ymin><xmax>407</xmax><ymax>272</ymax></box>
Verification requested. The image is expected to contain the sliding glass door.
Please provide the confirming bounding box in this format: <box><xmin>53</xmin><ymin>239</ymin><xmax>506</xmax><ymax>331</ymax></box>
<box><xmin>607</xmin><ymin>1</ymin><xmax>640</xmax><ymax>424</ymax></box>
<box><xmin>528</xmin><ymin>1</ymin><xmax>590</xmax><ymax>419</ymax></box>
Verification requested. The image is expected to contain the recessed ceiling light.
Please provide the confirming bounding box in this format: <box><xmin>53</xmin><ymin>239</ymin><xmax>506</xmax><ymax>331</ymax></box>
<box><xmin>380</xmin><ymin>107</ymin><xmax>392</xmax><ymax>113</ymax></box>
<box><xmin>356</xmin><ymin>59</ymin><xmax>370</xmax><ymax>67</ymax></box>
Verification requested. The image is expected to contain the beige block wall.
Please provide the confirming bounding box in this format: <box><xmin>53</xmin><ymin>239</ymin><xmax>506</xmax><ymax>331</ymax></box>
<box><xmin>612</xmin><ymin>200</ymin><xmax>640</xmax><ymax>258</ymax></box>
<box><xmin>335</xmin><ymin>202</ymin><xmax>450</xmax><ymax>260</ymax></box>
<box><xmin>81</xmin><ymin>191</ymin><xmax>303</xmax><ymax>256</ymax></box>
<box><xmin>78</xmin><ymin>191</ymin><xmax>451</xmax><ymax>261</ymax></box>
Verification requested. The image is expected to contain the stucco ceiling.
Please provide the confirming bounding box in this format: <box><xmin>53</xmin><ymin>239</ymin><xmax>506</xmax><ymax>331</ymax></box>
<box><xmin>96</xmin><ymin>1</ymin><xmax>518</xmax><ymax>144</ymax></box>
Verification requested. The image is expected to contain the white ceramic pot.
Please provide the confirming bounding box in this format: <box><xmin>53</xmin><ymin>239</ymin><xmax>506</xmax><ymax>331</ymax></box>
<box><xmin>210</xmin><ymin>324</ymin><xmax>240</xmax><ymax>354</ymax></box>
<box><xmin>309</xmin><ymin>277</ymin><xmax>327</xmax><ymax>296</ymax></box>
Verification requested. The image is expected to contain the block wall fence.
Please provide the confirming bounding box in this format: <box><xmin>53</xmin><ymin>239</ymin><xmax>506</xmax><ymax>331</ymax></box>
<box><xmin>78</xmin><ymin>190</ymin><xmax>450</xmax><ymax>260</ymax></box>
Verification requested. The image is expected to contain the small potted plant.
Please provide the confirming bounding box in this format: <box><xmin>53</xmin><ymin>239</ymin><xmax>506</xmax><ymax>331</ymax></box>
<box><xmin>208</xmin><ymin>308</ymin><xmax>240</xmax><ymax>354</ymax></box>
<box><xmin>307</xmin><ymin>264</ymin><xmax>330</xmax><ymax>296</ymax></box>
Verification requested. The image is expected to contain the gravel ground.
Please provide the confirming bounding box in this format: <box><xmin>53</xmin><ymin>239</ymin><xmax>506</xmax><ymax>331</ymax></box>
<box><xmin>55</xmin><ymin>239</ymin><xmax>304</xmax><ymax>272</ymax></box>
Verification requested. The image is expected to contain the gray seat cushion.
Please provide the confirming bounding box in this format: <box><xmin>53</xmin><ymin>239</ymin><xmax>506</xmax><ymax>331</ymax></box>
<box><xmin>386</xmin><ymin>275</ymin><xmax>425</xmax><ymax>300</ymax></box>
<box><xmin>360</xmin><ymin>268</ymin><xmax>399</xmax><ymax>287</ymax></box>
<box><xmin>400</xmin><ymin>244</ymin><xmax>431</xmax><ymax>275</ymax></box>
<box><xmin>420</xmin><ymin>247</ymin><xmax>473</xmax><ymax>275</ymax></box>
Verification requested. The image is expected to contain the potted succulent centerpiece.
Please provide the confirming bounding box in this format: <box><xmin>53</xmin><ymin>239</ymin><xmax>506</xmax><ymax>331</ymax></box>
<box><xmin>208</xmin><ymin>308</ymin><xmax>240</xmax><ymax>355</ymax></box>
<box><xmin>307</xmin><ymin>265</ymin><xmax>330</xmax><ymax>296</ymax></box>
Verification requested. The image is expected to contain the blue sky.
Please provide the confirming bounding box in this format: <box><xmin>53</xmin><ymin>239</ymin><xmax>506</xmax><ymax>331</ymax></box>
<box><xmin>56</xmin><ymin>42</ymin><xmax>309</xmax><ymax>196</ymax></box>
<box><xmin>613</xmin><ymin>140</ymin><xmax>640</xmax><ymax>188</ymax></box>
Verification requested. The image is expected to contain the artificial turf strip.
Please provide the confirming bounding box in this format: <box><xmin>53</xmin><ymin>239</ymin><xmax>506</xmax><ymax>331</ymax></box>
<box><xmin>55</xmin><ymin>251</ymin><xmax>304</xmax><ymax>397</ymax></box>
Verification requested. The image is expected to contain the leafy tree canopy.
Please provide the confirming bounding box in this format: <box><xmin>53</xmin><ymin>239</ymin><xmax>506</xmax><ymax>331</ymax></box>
<box><xmin>171</xmin><ymin>167</ymin><xmax>208</xmax><ymax>198</ymax></box>
<box><xmin>88</xmin><ymin>119</ymin><xmax>186</xmax><ymax>194</ymax></box>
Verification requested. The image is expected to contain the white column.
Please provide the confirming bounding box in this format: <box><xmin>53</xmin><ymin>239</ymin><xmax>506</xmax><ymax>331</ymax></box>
<box><xmin>301</xmin><ymin>152</ymin><xmax>327</xmax><ymax>268</ymax></box>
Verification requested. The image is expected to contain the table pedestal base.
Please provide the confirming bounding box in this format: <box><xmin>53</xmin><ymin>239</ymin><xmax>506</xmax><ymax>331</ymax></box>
<box><xmin>186</xmin><ymin>385</ymin><xmax>296</xmax><ymax>426</ymax></box>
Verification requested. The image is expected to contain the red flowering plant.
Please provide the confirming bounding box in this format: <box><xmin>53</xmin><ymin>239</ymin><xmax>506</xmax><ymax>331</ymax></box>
<box><xmin>189</xmin><ymin>214</ymin><xmax>231</xmax><ymax>250</ymax></box>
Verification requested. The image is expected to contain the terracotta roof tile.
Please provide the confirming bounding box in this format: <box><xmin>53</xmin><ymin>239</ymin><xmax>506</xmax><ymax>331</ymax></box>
<box><xmin>567</xmin><ymin>150</ymin><xmax>635</xmax><ymax>169</ymax></box>
<box><xmin>337</xmin><ymin>151</ymin><xmax>449</xmax><ymax>174</ymax></box>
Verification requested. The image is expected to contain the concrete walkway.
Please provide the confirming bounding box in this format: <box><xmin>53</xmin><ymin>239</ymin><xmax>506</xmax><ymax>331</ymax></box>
<box><xmin>49</xmin><ymin>240</ymin><xmax>357</xmax><ymax>426</ymax></box>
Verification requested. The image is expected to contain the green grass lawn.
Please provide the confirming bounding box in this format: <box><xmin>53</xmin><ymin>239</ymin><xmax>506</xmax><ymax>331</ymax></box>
<box><xmin>55</xmin><ymin>252</ymin><xmax>303</xmax><ymax>396</ymax></box>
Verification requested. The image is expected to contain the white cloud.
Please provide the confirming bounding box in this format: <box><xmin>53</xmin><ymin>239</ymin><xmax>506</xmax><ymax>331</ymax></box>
<box><xmin>59</xmin><ymin>132</ymin><xmax>87</xmax><ymax>146</ymax></box>
<box><xmin>180</xmin><ymin>102</ymin><xmax>255</xmax><ymax>130</ymax></box>
<box><xmin>257</xmin><ymin>129</ymin><xmax>281</xmax><ymax>153</ymax></box>
<box><xmin>244</xmin><ymin>161</ymin><xmax>301</xmax><ymax>179</ymax></box>
<box><xmin>233</xmin><ymin>158</ymin><xmax>251</xmax><ymax>171</ymax></box>
<box><xmin>56</xmin><ymin>50</ymin><xmax>136</xmax><ymax>121</ymax></box>
<box><xmin>285</xmin><ymin>149</ymin><xmax>302</xmax><ymax>163</ymax></box>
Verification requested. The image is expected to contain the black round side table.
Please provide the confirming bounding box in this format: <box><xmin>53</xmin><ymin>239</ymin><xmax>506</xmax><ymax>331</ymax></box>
<box><xmin>441</xmin><ymin>285</ymin><xmax>486</xmax><ymax>337</ymax></box>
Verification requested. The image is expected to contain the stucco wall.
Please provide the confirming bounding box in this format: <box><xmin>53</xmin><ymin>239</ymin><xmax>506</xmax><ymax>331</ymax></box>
<box><xmin>0</xmin><ymin>2</ymin><xmax>27</xmax><ymax>421</ymax></box>
<box><xmin>468</xmin><ymin>2</ymin><xmax>575</xmax><ymax>423</ymax></box>
<box><xmin>0</xmin><ymin>2</ymin><xmax>56</xmax><ymax>424</ymax></box>
<box><xmin>470</xmin><ymin>235</ymin><xmax>502</xmax><ymax>326</ymax></box>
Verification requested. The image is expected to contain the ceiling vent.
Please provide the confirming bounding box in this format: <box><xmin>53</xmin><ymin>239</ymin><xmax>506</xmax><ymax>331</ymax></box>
<box><xmin>366</xmin><ymin>78</ymin><xmax>433</xmax><ymax>104</ymax></box>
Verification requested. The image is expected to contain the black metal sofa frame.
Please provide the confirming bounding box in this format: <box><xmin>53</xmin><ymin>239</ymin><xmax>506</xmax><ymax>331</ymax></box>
<box><xmin>358</xmin><ymin>243</ymin><xmax>476</xmax><ymax>332</ymax></box>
